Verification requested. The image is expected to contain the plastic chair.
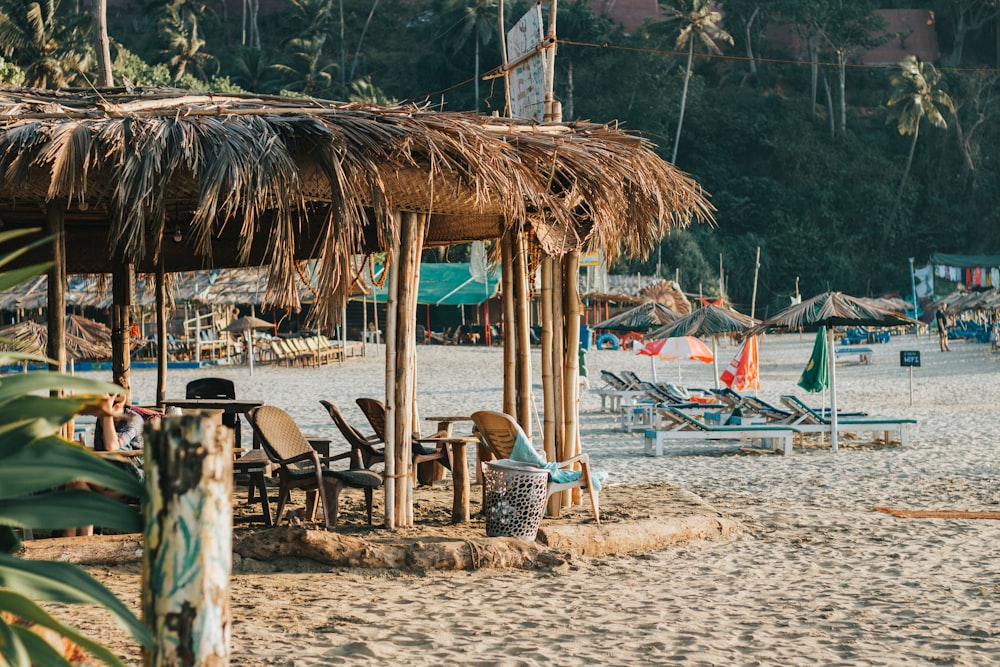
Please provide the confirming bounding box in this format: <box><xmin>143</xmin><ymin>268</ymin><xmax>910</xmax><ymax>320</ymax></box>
<box><xmin>186</xmin><ymin>377</ymin><xmax>241</xmax><ymax>449</ymax></box>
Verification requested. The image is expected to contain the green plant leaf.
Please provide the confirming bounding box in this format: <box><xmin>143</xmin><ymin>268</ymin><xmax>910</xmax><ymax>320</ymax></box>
<box><xmin>8</xmin><ymin>627</ymin><xmax>73</xmax><ymax>667</ymax></box>
<box><xmin>0</xmin><ymin>263</ymin><xmax>55</xmax><ymax>294</ymax></box>
<box><xmin>0</xmin><ymin>437</ymin><xmax>143</xmax><ymax>499</ymax></box>
<box><xmin>0</xmin><ymin>489</ymin><xmax>142</xmax><ymax>533</ymax></box>
<box><xmin>0</xmin><ymin>553</ymin><xmax>152</xmax><ymax>648</ymax></box>
<box><xmin>0</xmin><ymin>590</ymin><xmax>127</xmax><ymax>667</ymax></box>
<box><xmin>0</xmin><ymin>373</ymin><xmax>122</xmax><ymax>404</ymax></box>
<box><xmin>0</xmin><ymin>525</ymin><xmax>21</xmax><ymax>555</ymax></box>
<box><xmin>0</xmin><ymin>350</ymin><xmax>53</xmax><ymax>367</ymax></box>
<box><xmin>0</xmin><ymin>616</ymin><xmax>31</xmax><ymax>667</ymax></box>
<box><xmin>0</xmin><ymin>396</ymin><xmax>98</xmax><ymax>452</ymax></box>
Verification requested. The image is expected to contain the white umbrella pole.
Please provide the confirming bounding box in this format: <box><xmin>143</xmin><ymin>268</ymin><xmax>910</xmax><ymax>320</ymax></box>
<box><xmin>827</xmin><ymin>327</ymin><xmax>838</xmax><ymax>452</ymax></box>
<box><xmin>650</xmin><ymin>355</ymin><xmax>657</xmax><ymax>383</ymax></box>
<box><xmin>712</xmin><ymin>338</ymin><xmax>719</xmax><ymax>389</ymax></box>
<box><xmin>246</xmin><ymin>329</ymin><xmax>254</xmax><ymax>377</ymax></box>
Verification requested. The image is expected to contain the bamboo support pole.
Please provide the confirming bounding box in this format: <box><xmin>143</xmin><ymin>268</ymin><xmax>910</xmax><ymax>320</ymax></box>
<box><xmin>155</xmin><ymin>253</ymin><xmax>167</xmax><ymax>407</ymax></box>
<box><xmin>142</xmin><ymin>413</ymin><xmax>232</xmax><ymax>666</ymax></box>
<box><xmin>540</xmin><ymin>256</ymin><xmax>556</xmax><ymax>463</ymax></box>
<box><xmin>562</xmin><ymin>251</ymin><xmax>582</xmax><ymax>505</ymax></box>
<box><xmin>111</xmin><ymin>261</ymin><xmax>134</xmax><ymax>397</ymax></box>
<box><xmin>549</xmin><ymin>255</ymin><xmax>565</xmax><ymax>517</ymax></box>
<box><xmin>383</xmin><ymin>219</ymin><xmax>400</xmax><ymax>529</ymax></box>
<box><xmin>513</xmin><ymin>231</ymin><xmax>532</xmax><ymax>434</ymax></box>
<box><xmin>501</xmin><ymin>233</ymin><xmax>516</xmax><ymax>416</ymax></box>
<box><xmin>46</xmin><ymin>201</ymin><xmax>66</xmax><ymax>377</ymax></box>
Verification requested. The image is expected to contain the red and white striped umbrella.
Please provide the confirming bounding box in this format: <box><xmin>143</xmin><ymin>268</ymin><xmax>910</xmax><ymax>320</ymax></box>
<box><xmin>635</xmin><ymin>336</ymin><xmax>713</xmax><ymax>383</ymax></box>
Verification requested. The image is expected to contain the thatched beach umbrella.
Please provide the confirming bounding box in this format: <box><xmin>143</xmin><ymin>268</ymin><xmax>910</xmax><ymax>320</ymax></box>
<box><xmin>222</xmin><ymin>316</ymin><xmax>274</xmax><ymax>376</ymax></box>
<box><xmin>747</xmin><ymin>291</ymin><xmax>916</xmax><ymax>450</ymax></box>
<box><xmin>0</xmin><ymin>320</ymin><xmax>110</xmax><ymax>362</ymax></box>
<box><xmin>592</xmin><ymin>301</ymin><xmax>682</xmax><ymax>348</ymax></box>
<box><xmin>647</xmin><ymin>304</ymin><xmax>759</xmax><ymax>387</ymax></box>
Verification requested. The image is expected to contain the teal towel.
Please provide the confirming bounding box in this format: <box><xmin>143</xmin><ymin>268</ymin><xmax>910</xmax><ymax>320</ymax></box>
<box><xmin>509</xmin><ymin>428</ymin><xmax>606</xmax><ymax>491</ymax></box>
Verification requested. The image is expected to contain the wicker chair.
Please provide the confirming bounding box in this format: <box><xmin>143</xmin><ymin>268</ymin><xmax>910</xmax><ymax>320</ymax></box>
<box><xmin>355</xmin><ymin>397</ymin><xmax>450</xmax><ymax>485</ymax></box>
<box><xmin>245</xmin><ymin>405</ymin><xmax>382</xmax><ymax>528</ymax></box>
<box><xmin>471</xmin><ymin>410</ymin><xmax>600</xmax><ymax>523</ymax></box>
<box><xmin>319</xmin><ymin>399</ymin><xmax>385</xmax><ymax>470</ymax></box>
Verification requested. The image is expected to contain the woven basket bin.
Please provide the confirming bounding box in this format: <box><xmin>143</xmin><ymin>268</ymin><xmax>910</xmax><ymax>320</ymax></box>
<box><xmin>483</xmin><ymin>460</ymin><xmax>549</xmax><ymax>541</ymax></box>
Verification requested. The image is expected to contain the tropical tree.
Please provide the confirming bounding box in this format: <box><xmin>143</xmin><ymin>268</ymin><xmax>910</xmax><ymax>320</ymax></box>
<box><xmin>159</xmin><ymin>3</ymin><xmax>218</xmax><ymax>82</ymax></box>
<box><xmin>271</xmin><ymin>35</ymin><xmax>339</xmax><ymax>96</ymax></box>
<box><xmin>437</xmin><ymin>0</ymin><xmax>497</xmax><ymax>112</ymax></box>
<box><xmin>0</xmin><ymin>0</ymin><xmax>91</xmax><ymax>88</ymax></box>
<box><xmin>883</xmin><ymin>55</ymin><xmax>954</xmax><ymax>246</ymax></box>
<box><xmin>661</xmin><ymin>0</ymin><xmax>732</xmax><ymax>163</ymax></box>
<box><xmin>0</xmin><ymin>228</ymin><xmax>153</xmax><ymax>665</ymax></box>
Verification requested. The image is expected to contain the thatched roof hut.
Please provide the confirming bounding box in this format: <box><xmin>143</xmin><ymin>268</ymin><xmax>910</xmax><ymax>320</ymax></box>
<box><xmin>0</xmin><ymin>87</ymin><xmax>712</xmax><ymax>323</ymax></box>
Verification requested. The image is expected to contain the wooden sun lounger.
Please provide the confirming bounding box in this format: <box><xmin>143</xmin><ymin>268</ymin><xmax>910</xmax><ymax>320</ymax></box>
<box><xmin>779</xmin><ymin>395</ymin><xmax>916</xmax><ymax>447</ymax></box>
<box><xmin>644</xmin><ymin>406</ymin><xmax>799</xmax><ymax>456</ymax></box>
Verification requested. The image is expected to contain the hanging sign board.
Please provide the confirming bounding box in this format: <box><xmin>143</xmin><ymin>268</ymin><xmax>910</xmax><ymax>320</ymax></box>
<box><xmin>579</xmin><ymin>251</ymin><xmax>602</xmax><ymax>267</ymax></box>
<box><xmin>506</xmin><ymin>5</ymin><xmax>548</xmax><ymax>121</ymax></box>
<box><xmin>899</xmin><ymin>350</ymin><xmax>921</xmax><ymax>367</ymax></box>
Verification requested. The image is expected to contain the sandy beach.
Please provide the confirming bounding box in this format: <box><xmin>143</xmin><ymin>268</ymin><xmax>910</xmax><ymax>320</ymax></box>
<box><xmin>64</xmin><ymin>331</ymin><xmax>1000</xmax><ymax>665</ymax></box>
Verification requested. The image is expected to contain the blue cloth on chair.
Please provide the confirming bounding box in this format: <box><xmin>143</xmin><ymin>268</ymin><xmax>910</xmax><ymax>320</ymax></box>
<box><xmin>510</xmin><ymin>429</ymin><xmax>606</xmax><ymax>491</ymax></box>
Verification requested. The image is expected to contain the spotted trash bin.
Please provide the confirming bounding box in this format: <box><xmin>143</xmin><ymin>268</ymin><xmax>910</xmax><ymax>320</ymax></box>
<box><xmin>483</xmin><ymin>459</ymin><xmax>549</xmax><ymax>541</ymax></box>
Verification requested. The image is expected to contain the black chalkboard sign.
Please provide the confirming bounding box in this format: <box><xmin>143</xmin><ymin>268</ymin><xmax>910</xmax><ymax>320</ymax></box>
<box><xmin>900</xmin><ymin>350</ymin><xmax>921</xmax><ymax>367</ymax></box>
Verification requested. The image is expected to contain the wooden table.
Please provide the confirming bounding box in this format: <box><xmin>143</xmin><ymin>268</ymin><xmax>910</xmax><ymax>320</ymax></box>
<box><xmin>163</xmin><ymin>398</ymin><xmax>264</xmax><ymax>450</ymax></box>
<box><xmin>233</xmin><ymin>448</ymin><xmax>271</xmax><ymax>526</ymax></box>
<box><xmin>416</xmin><ymin>435</ymin><xmax>476</xmax><ymax>523</ymax></box>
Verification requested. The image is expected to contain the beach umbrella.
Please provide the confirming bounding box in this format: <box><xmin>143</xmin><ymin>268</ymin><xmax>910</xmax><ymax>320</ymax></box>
<box><xmin>222</xmin><ymin>316</ymin><xmax>274</xmax><ymax>376</ymax></box>
<box><xmin>720</xmin><ymin>335</ymin><xmax>760</xmax><ymax>391</ymax></box>
<box><xmin>648</xmin><ymin>304</ymin><xmax>758</xmax><ymax>388</ymax></box>
<box><xmin>747</xmin><ymin>291</ymin><xmax>916</xmax><ymax>451</ymax></box>
<box><xmin>798</xmin><ymin>327</ymin><xmax>829</xmax><ymax>393</ymax></box>
<box><xmin>636</xmin><ymin>335</ymin><xmax>713</xmax><ymax>383</ymax></box>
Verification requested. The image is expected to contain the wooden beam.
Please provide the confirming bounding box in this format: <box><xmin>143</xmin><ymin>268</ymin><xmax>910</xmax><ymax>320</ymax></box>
<box><xmin>155</xmin><ymin>252</ymin><xmax>167</xmax><ymax>407</ymax></box>
<box><xmin>46</xmin><ymin>200</ymin><xmax>66</xmax><ymax>377</ymax></box>
<box><xmin>501</xmin><ymin>233</ymin><xmax>516</xmax><ymax>416</ymax></box>
<box><xmin>513</xmin><ymin>231</ymin><xmax>532</xmax><ymax>434</ymax></box>
<box><xmin>111</xmin><ymin>261</ymin><xmax>133</xmax><ymax>396</ymax></box>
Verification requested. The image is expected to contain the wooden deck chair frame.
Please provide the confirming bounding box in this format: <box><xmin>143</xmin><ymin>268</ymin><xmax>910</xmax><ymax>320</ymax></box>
<box><xmin>471</xmin><ymin>410</ymin><xmax>600</xmax><ymax>524</ymax></box>
<box><xmin>355</xmin><ymin>397</ymin><xmax>450</xmax><ymax>485</ymax></box>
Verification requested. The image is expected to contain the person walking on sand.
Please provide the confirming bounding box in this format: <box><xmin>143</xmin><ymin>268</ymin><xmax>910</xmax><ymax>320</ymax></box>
<box><xmin>936</xmin><ymin>303</ymin><xmax>951</xmax><ymax>352</ymax></box>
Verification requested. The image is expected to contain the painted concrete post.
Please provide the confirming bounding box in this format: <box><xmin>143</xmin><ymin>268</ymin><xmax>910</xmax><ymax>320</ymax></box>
<box><xmin>142</xmin><ymin>413</ymin><xmax>232</xmax><ymax>666</ymax></box>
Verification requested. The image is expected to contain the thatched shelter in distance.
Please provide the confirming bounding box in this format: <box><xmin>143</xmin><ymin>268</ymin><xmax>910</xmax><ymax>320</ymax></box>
<box><xmin>0</xmin><ymin>87</ymin><xmax>713</xmax><ymax>527</ymax></box>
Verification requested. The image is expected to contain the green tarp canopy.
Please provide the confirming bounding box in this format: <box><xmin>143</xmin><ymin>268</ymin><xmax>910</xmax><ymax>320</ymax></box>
<box><xmin>364</xmin><ymin>263</ymin><xmax>500</xmax><ymax>305</ymax></box>
<box><xmin>929</xmin><ymin>253</ymin><xmax>1000</xmax><ymax>268</ymax></box>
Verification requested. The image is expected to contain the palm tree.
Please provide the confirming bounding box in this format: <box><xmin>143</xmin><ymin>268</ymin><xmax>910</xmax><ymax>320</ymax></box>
<box><xmin>271</xmin><ymin>35</ymin><xmax>339</xmax><ymax>97</ymax></box>
<box><xmin>160</xmin><ymin>5</ymin><xmax>217</xmax><ymax>82</ymax></box>
<box><xmin>438</xmin><ymin>0</ymin><xmax>497</xmax><ymax>113</ymax></box>
<box><xmin>883</xmin><ymin>55</ymin><xmax>954</xmax><ymax>245</ymax></box>
<box><xmin>662</xmin><ymin>0</ymin><xmax>732</xmax><ymax>163</ymax></box>
<box><xmin>0</xmin><ymin>0</ymin><xmax>90</xmax><ymax>87</ymax></box>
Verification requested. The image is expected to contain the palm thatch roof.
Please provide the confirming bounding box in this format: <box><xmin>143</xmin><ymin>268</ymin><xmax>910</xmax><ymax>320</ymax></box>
<box><xmin>592</xmin><ymin>301</ymin><xmax>682</xmax><ymax>332</ymax></box>
<box><xmin>0</xmin><ymin>87</ymin><xmax>713</xmax><ymax>323</ymax></box>
<box><xmin>747</xmin><ymin>291</ymin><xmax>916</xmax><ymax>336</ymax></box>
<box><xmin>0</xmin><ymin>319</ymin><xmax>111</xmax><ymax>360</ymax></box>
<box><xmin>647</xmin><ymin>304</ymin><xmax>758</xmax><ymax>340</ymax></box>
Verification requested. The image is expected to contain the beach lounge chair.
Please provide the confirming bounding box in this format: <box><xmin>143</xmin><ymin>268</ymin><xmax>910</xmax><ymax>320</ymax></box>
<box><xmin>355</xmin><ymin>397</ymin><xmax>451</xmax><ymax>485</ymax></box>
<box><xmin>778</xmin><ymin>395</ymin><xmax>915</xmax><ymax>447</ymax></box>
<box><xmin>594</xmin><ymin>370</ymin><xmax>647</xmax><ymax>412</ymax></box>
<box><xmin>644</xmin><ymin>406</ymin><xmax>800</xmax><ymax>456</ymax></box>
<box><xmin>471</xmin><ymin>410</ymin><xmax>599</xmax><ymax>523</ymax></box>
<box><xmin>709</xmin><ymin>388</ymin><xmax>793</xmax><ymax>423</ymax></box>
<box><xmin>246</xmin><ymin>405</ymin><xmax>382</xmax><ymax>528</ymax></box>
<box><xmin>319</xmin><ymin>399</ymin><xmax>385</xmax><ymax>470</ymax></box>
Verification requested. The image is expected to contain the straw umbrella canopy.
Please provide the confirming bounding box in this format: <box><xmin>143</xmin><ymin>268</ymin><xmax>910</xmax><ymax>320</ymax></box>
<box><xmin>0</xmin><ymin>320</ymin><xmax>111</xmax><ymax>361</ymax></box>
<box><xmin>592</xmin><ymin>301</ymin><xmax>683</xmax><ymax>333</ymax></box>
<box><xmin>647</xmin><ymin>304</ymin><xmax>759</xmax><ymax>387</ymax></box>
<box><xmin>222</xmin><ymin>315</ymin><xmax>275</xmax><ymax>376</ymax></box>
<box><xmin>746</xmin><ymin>291</ymin><xmax>916</xmax><ymax>450</ymax></box>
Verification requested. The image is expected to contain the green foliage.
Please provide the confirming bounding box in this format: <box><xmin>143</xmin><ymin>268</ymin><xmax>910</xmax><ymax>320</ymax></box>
<box><xmin>0</xmin><ymin>229</ymin><xmax>152</xmax><ymax>665</ymax></box>
<box><xmin>0</xmin><ymin>55</ymin><xmax>23</xmax><ymax>85</ymax></box>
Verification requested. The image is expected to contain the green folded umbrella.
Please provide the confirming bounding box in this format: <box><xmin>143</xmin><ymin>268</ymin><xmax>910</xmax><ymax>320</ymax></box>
<box><xmin>798</xmin><ymin>326</ymin><xmax>829</xmax><ymax>393</ymax></box>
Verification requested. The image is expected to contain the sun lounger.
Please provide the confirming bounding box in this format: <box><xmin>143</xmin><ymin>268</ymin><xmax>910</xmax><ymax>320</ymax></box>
<box><xmin>593</xmin><ymin>370</ymin><xmax>647</xmax><ymax>412</ymax></box>
<box><xmin>644</xmin><ymin>406</ymin><xmax>799</xmax><ymax>456</ymax></box>
<box><xmin>779</xmin><ymin>395</ymin><xmax>916</xmax><ymax>447</ymax></box>
<box><xmin>834</xmin><ymin>346</ymin><xmax>873</xmax><ymax>365</ymax></box>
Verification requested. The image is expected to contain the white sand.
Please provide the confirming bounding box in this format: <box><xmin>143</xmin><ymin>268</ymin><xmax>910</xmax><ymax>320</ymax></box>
<box><xmin>73</xmin><ymin>332</ymin><xmax>1000</xmax><ymax>665</ymax></box>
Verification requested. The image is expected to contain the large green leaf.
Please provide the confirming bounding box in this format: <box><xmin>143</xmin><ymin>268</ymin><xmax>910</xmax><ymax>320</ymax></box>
<box><xmin>0</xmin><ymin>590</ymin><xmax>128</xmax><ymax>667</ymax></box>
<box><xmin>0</xmin><ymin>489</ymin><xmax>142</xmax><ymax>533</ymax></box>
<box><xmin>0</xmin><ymin>350</ymin><xmax>53</xmax><ymax>367</ymax></box>
<box><xmin>0</xmin><ymin>396</ymin><xmax>101</xmax><ymax>453</ymax></box>
<box><xmin>0</xmin><ymin>616</ymin><xmax>31</xmax><ymax>667</ymax></box>
<box><xmin>0</xmin><ymin>525</ymin><xmax>21</xmax><ymax>555</ymax></box>
<box><xmin>0</xmin><ymin>263</ymin><xmax>54</xmax><ymax>294</ymax></box>
<box><xmin>0</xmin><ymin>373</ymin><xmax>122</xmax><ymax>404</ymax></box>
<box><xmin>8</xmin><ymin>627</ymin><xmax>73</xmax><ymax>667</ymax></box>
<box><xmin>0</xmin><ymin>553</ymin><xmax>152</xmax><ymax>647</ymax></box>
<box><xmin>0</xmin><ymin>437</ymin><xmax>143</xmax><ymax>499</ymax></box>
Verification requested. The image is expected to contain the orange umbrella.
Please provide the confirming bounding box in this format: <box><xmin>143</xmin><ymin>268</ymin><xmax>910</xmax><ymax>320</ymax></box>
<box><xmin>636</xmin><ymin>336</ymin><xmax>713</xmax><ymax>383</ymax></box>
<box><xmin>720</xmin><ymin>335</ymin><xmax>760</xmax><ymax>391</ymax></box>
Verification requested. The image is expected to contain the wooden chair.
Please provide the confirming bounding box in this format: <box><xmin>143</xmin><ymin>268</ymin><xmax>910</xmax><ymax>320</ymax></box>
<box><xmin>355</xmin><ymin>397</ymin><xmax>450</xmax><ymax>485</ymax></box>
<box><xmin>186</xmin><ymin>377</ymin><xmax>241</xmax><ymax>449</ymax></box>
<box><xmin>471</xmin><ymin>410</ymin><xmax>600</xmax><ymax>524</ymax></box>
<box><xmin>245</xmin><ymin>405</ymin><xmax>382</xmax><ymax>528</ymax></box>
